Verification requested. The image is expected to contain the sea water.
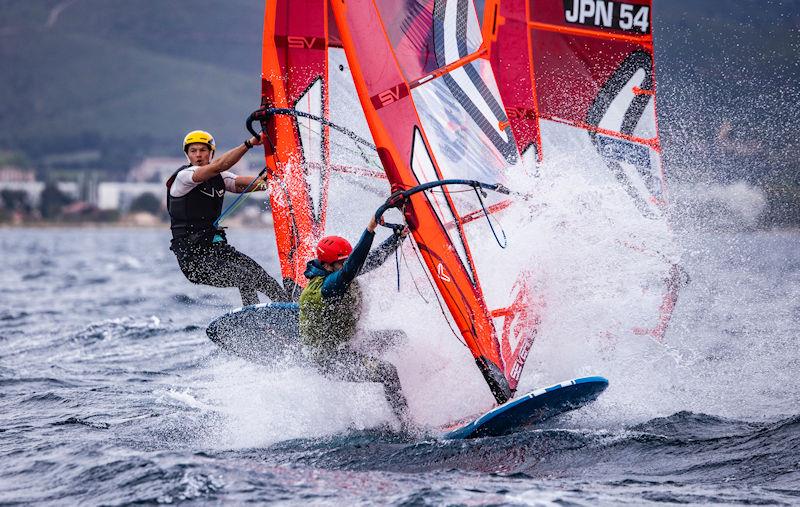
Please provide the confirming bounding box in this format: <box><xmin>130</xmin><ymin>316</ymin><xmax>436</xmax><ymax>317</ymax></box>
<box><xmin>0</xmin><ymin>223</ymin><xmax>798</xmax><ymax>505</ymax></box>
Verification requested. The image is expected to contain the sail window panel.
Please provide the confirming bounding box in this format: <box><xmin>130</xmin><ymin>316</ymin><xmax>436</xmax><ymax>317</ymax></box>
<box><xmin>595</xmin><ymin>68</ymin><xmax>647</xmax><ymax>135</ymax></box>
<box><xmin>410</xmin><ymin>60</ymin><xmax>518</xmax><ymax>197</ymax></box>
<box><xmin>372</xmin><ymin>0</ymin><xmax>484</xmax><ymax>83</ymax></box>
<box><xmin>459</xmin><ymin>203</ymin><xmax>518</xmax><ymax>310</ymax></box>
<box><xmin>632</xmin><ymin>96</ymin><xmax>657</xmax><ymax>140</ymax></box>
<box><xmin>328</xmin><ymin>48</ymin><xmax>383</xmax><ymax>173</ymax></box>
<box><xmin>409</xmin><ymin>55</ymin><xmax>522</xmax><ymax>290</ymax></box>
<box><xmin>459</xmin><ymin>195</ymin><xmax>534</xmax><ymax>385</ymax></box>
<box><xmin>607</xmin><ymin>152</ymin><xmax>664</xmax><ymax>217</ymax></box>
<box><xmin>593</xmin><ymin>112</ymin><xmax>663</xmax><ymax>212</ymax></box>
<box><xmin>410</xmin><ymin>130</ymin><xmax>477</xmax><ymax>284</ymax></box>
<box><xmin>295</xmin><ymin>79</ymin><xmax>324</xmax><ymax>164</ymax></box>
<box><xmin>326</xmin><ymin>47</ymin><xmax>388</xmax><ymax>237</ymax></box>
<box><xmin>294</xmin><ymin>78</ymin><xmax>325</xmax><ymax>219</ymax></box>
<box><xmin>326</xmin><ymin>170</ymin><xmax>388</xmax><ymax>240</ymax></box>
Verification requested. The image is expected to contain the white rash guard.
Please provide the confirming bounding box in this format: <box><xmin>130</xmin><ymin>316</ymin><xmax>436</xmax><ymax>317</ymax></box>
<box><xmin>169</xmin><ymin>167</ymin><xmax>238</xmax><ymax>198</ymax></box>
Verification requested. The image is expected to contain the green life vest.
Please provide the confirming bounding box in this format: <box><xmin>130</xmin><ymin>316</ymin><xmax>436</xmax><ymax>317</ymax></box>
<box><xmin>299</xmin><ymin>276</ymin><xmax>363</xmax><ymax>353</ymax></box>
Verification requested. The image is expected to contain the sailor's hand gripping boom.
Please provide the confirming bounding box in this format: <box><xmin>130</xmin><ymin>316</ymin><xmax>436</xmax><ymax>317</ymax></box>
<box><xmin>374</xmin><ymin>179</ymin><xmax>512</xmax><ymax>247</ymax></box>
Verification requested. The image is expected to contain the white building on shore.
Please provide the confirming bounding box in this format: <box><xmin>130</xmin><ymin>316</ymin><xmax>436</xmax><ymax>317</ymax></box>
<box><xmin>128</xmin><ymin>154</ymin><xmax>264</xmax><ymax>183</ymax></box>
<box><xmin>96</xmin><ymin>182</ymin><xmax>165</xmax><ymax>211</ymax></box>
<box><xmin>127</xmin><ymin>157</ymin><xmax>185</xmax><ymax>183</ymax></box>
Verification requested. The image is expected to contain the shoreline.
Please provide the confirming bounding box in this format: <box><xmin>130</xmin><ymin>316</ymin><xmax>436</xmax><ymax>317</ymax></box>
<box><xmin>1</xmin><ymin>222</ymin><xmax>797</xmax><ymax>234</ymax></box>
<box><xmin>0</xmin><ymin>215</ymin><xmax>273</xmax><ymax>230</ymax></box>
<box><xmin>0</xmin><ymin>221</ymin><xmax>271</xmax><ymax>230</ymax></box>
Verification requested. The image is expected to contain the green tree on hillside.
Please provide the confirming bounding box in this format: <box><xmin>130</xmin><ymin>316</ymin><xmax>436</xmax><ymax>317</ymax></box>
<box><xmin>39</xmin><ymin>181</ymin><xmax>73</xmax><ymax>219</ymax></box>
<box><xmin>129</xmin><ymin>192</ymin><xmax>161</xmax><ymax>215</ymax></box>
<box><xmin>1</xmin><ymin>189</ymin><xmax>31</xmax><ymax>212</ymax></box>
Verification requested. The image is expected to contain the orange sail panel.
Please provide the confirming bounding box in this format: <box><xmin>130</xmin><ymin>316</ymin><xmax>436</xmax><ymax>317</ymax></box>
<box><xmin>261</xmin><ymin>0</ymin><xmax>328</xmax><ymax>292</ymax></box>
<box><xmin>331</xmin><ymin>0</ymin><xmax>539</xmax><ymax>403</ymax></box>
<box><xmin>261</xmin><ymin>1</ymin><xmax>386</xmax><ymax>295</ymax></box>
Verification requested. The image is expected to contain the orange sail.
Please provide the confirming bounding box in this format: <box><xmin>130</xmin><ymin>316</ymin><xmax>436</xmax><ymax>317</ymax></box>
<box><xmin>331</xmin><ymin>0</ymin><xmax>540</xmax><ymax>403</ymax></box>
<box><xmin>260</xmin><ymin>0</ymin><xmax>387</xmax><ymax>296</ymax></box>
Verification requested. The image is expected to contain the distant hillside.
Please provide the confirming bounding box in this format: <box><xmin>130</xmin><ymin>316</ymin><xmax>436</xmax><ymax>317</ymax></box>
<box><xmin>0</xmin><ymin>0</ymin><xmax>798</xmax><ymax>192</ymax></box>
<box><xmin>0</xmin><ymin>0</ymin><xmax>264</xmax><ymax>173</ymax></box>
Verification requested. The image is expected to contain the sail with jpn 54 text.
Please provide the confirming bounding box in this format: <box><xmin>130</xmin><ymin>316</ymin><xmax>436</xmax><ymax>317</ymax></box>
<box><xmin>487</xmin><ymin>0</ymin><xmax>686</xmax><ymax>340</ymax></box>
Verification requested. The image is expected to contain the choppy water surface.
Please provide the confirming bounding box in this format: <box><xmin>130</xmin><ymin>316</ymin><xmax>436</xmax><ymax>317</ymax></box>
<box><xmin>1</xmin><ymin>227</ymin><xmax>799</xmax><ymax>505</ymax></box>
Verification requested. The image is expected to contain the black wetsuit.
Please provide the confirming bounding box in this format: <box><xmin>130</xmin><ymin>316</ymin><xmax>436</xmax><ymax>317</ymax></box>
<box><xmin>166</xmin><ymin>166</ymin><xmax>288</xmax><ymax>305</ymax></box>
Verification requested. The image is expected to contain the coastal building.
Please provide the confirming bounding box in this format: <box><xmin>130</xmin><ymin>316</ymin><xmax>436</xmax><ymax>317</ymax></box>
<box><xmin>102</xmin><ymin>153</ymin><xmax>270</xmax><ymax>212</ymax></box>
<box><xmin>0</xmin><ymin>167</ymin><xmax>36</xmax><ymax>182</ymax></box>
<box><xmin>97</xmin><ymin>182</ymin><xmax>165</xmax><ymax>211</ymax></box>
<box><xmin>127</xmin><ymin>158</ymin><xmax>185</xmax><ymax>183</ymax></box>
<box><xmin>128</xmin><ymin>153</ymin><xmax>264</xmax><ymax>183</ymax></box>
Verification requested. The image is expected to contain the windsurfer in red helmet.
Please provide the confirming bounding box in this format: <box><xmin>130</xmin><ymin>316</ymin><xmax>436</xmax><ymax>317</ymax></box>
<box><xmin>299</xmin><ymin>214</ymin><xmax>411</xmax><ymax>427</ymax></box>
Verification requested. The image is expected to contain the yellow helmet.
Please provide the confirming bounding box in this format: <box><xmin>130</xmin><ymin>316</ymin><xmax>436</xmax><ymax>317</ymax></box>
<box><xmin>182</xmin><ymin>130</ymin><xmax>215</xmax><ymax>153</ymax></box>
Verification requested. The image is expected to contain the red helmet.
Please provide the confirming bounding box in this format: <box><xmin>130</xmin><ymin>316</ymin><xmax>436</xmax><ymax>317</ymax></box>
<box><xmin>316</xmin><ymin>236</ymin><xmax>352</xmax><ymax>263</ymax></box>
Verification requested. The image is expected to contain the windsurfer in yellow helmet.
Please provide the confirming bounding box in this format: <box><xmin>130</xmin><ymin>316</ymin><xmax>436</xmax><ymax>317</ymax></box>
<box><xmin>166</xmin><ymin>130</ymin><xmax>289</xmax><ymax>305</ymax></box>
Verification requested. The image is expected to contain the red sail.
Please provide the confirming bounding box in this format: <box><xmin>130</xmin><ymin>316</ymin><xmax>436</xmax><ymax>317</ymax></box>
<box><xmin>261</xmin><ymin>0</ymin><xmax>328</xmax><ymax>290</ymax></box>
<box><xmin>331</xmin><ymin>0</ymin><xmax>540</xmax><ymax>403</ymax></box>
<box><xmin>261</xmin><ymin>1</ymin><xmax>386</xmax><ymax>294</ymax></box>
<box><xmin>489</xmin><ymin>0</ymin><xmax>684</xmax><ymax>340</ymax></box>
<box><xmin>485</xmin><ymin>0</ymin><xmax>542</xmax><ymax>161</ymax></box>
